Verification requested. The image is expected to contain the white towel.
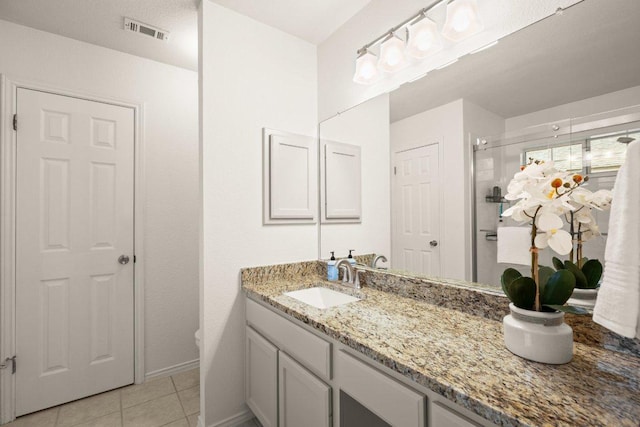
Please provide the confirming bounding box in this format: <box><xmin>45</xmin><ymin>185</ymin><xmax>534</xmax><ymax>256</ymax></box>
<box><xmin>497</xmin><ymin>227</ymin><xmax>531</xmax><ymax>266</ymax></box>
<box><xmin>593</xmin><ymin>140</ymin><xmax>640</xmax><ymax>339</ymax></box>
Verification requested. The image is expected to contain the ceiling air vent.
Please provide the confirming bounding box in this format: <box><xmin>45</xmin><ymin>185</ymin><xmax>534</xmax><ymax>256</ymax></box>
<box><xmin>124</xmin><ymin>17</ymin><xmax>170</xmax><ymax>42</ymax></box>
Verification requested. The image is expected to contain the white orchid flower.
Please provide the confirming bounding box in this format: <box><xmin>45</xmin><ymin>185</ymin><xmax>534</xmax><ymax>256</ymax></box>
<box><xmin>571</xmin><ymin>188</ymin><xmax>613</xmax><ymax>210</ymax></box>
<box><xmin>534</xmin><ymin>213</ymin><xmax>573</xmax><ymax>255</ymax></box>
<box><xmin>586</xmin><ymin>189</ymin><xmax>613</xmax><ymax>210</ymax></box>
<box><xmin>581</xmin><ymin>223</ymin><xmax>601</xmax><ymax>241</ymax></box>
<box><xmin>574</xmin><ymin>209</ymin><xmax>594</xmax><ymax>224</ymax></box>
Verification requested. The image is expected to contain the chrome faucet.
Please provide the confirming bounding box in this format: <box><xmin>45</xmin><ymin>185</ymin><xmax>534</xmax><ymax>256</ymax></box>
<box><xmin>370</xmin><ymin>254</ymin><xmax>388</xmax><ymax>269</ymax></box>
<box><xmin>335</xmin><ymin>259</ymin><xmax>362</xmax><ymax>289</ymax></box>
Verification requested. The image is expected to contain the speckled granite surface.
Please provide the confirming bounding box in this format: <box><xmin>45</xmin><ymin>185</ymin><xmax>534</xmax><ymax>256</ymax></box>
<box><xmin>241</xmin><ymin>261</ymin><xmax>640</xmax><ymax>427</ymax></box>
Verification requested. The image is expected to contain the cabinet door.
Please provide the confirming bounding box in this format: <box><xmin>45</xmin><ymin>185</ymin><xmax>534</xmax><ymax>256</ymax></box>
<box><xmin>279</xmin><ymin>352</ymin><xmax>331</xmax><ymax>427</ymax></box>
<box><xmin>246</xmin><ymin>327</ymin><xmax>278</xmax><ymax>427</ymax></box>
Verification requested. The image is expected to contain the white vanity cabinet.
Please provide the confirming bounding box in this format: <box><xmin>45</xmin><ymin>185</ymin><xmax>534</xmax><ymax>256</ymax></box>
<box><xmin>245</xmin><ymin>298</ymin><xmax>492</xmax><ymax>427</ymax></box>
<box><xmin>246</xmin><ymin>299</ymin><xmax>333</xmax><ymax>427</ymax></box>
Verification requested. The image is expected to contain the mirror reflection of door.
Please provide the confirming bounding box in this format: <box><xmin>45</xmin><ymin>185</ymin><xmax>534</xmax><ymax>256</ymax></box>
<box><xmin>391</xmin><ymin>143</ymin><xmax>441</xmax><ymax>276</ymax></box>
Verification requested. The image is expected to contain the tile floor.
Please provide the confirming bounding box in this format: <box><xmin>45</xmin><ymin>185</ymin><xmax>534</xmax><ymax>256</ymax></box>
<box><xmin>3</xmin><ymin>368</ymin><xmax>259</xmax><ymax>427</ymax></box>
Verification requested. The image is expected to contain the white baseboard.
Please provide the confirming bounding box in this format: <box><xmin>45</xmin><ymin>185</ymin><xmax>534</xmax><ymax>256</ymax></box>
<box><xmin>144</xmin><ymin>359</ymin><xmax>199</xmax><ymax>381</ymax></box>
<box><xmin>208</xmin><ymin>409</ymin><xmax>255</xmax><ymax>427</ymax></box>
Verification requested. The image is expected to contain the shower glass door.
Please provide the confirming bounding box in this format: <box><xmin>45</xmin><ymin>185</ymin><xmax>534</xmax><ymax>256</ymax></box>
<box><xmin>472</xmin><ymin>105</ymin><xmax>640</xmax><ymax>287</ymax></box>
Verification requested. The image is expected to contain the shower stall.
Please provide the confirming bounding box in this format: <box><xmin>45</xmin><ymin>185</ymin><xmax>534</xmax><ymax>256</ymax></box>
<box><xmin>472</xmin><ymin>105</ymin><xmax>640</xmax><ymax>287</ymax></box>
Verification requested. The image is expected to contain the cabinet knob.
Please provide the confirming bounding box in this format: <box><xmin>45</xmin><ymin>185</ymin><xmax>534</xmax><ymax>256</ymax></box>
<box><xmin>429</xmin><ymin>240</ymin><xmax>438</xmax><ymax>247</ymax></box>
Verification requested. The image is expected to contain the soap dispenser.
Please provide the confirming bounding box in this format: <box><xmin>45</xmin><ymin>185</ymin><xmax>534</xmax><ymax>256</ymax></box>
<box><xmin>347</xmin><ymin>249</ymin><xmax>356</xmax><ymax>266</ymax></box>
<box><xmin>327</xmin><ymin>252</ymin><xmax>338</xmax><ymax>281</ymax></box>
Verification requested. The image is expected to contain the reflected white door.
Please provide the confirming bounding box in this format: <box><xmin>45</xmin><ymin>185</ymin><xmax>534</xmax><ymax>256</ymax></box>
<box><xmin>392</xmin><ymin>144</ymin><xmax>441</xmax><ymax>275</ymax></box>
<box><xmin>15</xmin><ymin>88</ymin><xmax>135</xmax><ymax>415</ymax></box>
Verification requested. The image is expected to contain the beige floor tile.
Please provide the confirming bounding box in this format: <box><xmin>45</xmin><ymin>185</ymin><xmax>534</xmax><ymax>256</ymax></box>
<box><xmin>121</xmin><ymin>377</ymin><xmax>176</xmax><ymax>408</ymax></box>
<box><xmin>177</xmin><ymin>386</ymin><xmax>199</xmax><ymax>416</ymax></box>
<box><xmin>71</xmin><ymin>411</ymin><xmax>122</xmax><ymax>427</ymax></box>
<box><xmin>122</xmin><ymin>393</ymin><xmax>184</xmax><ymax>427</ymax></box>
<box><xmin>57</xmin><ymin>390</ymin><xmax>121</xmax><ymax>427</ymax></box>
<box><xmin>235</xmin><ymin>419</ymin><xmax>259</xmax><ymax>427</ymax></box>
<box><xmin>3</xmin><ymin>406</ymin><xmax>59</xmax><ymax>427</ymax></box>
<box><xmin>161</xmin><ymin>418</ymin><xmax>189</xmax><ymax>427</ymax></box>
<box><xmin>186</xmin><ymin>413</ymin><xmax>199</xmax><ymax>427</ymax></box>
<box><xmin>171</xmin><ymin>369</ymin><xmax>199</xmax><ymax>392</ymax></box>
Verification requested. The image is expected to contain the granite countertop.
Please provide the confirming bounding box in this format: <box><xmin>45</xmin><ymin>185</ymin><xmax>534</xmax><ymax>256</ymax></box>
<box><xmin>241</xmin><ymin>262</ymin><xmax>640</xmax><ymax>427</ymax></box>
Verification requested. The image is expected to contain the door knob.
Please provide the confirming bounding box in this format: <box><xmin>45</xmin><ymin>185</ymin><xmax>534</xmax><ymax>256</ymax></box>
<box><xmin>429</xmin><ymin>240</ymin><xmax>438</xmax><ymax>247</ymax></box>
<box><xmin>118</xmin><ymin>255</ymin><xmax>130</xmax><ymax>265</ymax></box>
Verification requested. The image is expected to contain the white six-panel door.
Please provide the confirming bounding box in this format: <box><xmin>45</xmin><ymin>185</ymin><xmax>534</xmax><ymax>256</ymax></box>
<box><xmin>15</xmin><ymin>88</ymin><xmax>135</xmax><ymax>415</ymax></box>
<box><xmin>392</xmin><ymin>144</ymin><xmax>441</xmax><ymax>276</ymax></box>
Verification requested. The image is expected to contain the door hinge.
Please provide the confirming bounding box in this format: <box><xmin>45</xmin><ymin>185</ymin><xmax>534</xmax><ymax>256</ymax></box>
<box><xmin>394</xmin><ymin>166</ymin><xmax>397</xmax><ymax>175</ymax></box>
<box><xmin>0</xmin><ymin>356</ymin><xmax>16</xmax><ymax>374</ymax></box>
<box><xmin>13</xmin><ymin>114</ymin><xmax>17</xmax><ymax>131</ymax></box>
<box><xmin>133</xmin><ymin>255</ymin><xmax>137</xmax><ymax>263</ymax></box>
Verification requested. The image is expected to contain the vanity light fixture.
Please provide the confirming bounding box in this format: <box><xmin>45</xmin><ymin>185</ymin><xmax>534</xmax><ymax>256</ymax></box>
<box><xmin>470</xmin><ymin>40</ymin><xmax>499</xmax><ymax>54</ymax></box>
<box><xmin>378</xmin><ymin>32</ymin><xmax>409</xmax><ymax>73</ymax></box>
<box><xmin>436</xmin><ymin>58</ymin><xmax>458</xmax><ymax>70</ymax></box>
<box><xmin>352</xmin><ymin>0</ymin><xmax>485</xmax><ymax>85</ymax></box>
<box><xmin>405</xmin><ymin>14</ymin><xmax>443</xmax><ymax>59</ymax></box>
<box><xmin>353</xmin><ymin>48</ymin><xmax>382</xmax><ymax>84</ymax></box>
<box><xmin>441</xmin><ymin>0</ymin><xmax>484</xmax><ymax>42</ymax></box>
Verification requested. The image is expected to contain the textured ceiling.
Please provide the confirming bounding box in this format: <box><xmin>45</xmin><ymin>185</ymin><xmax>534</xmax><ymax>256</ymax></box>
<box><xmin>390</xmin><ymin>0</ymin><xmax>640</xmax><ymax>122</ymax></box>
<box><xmin>0</xmin><ymin>0</ymin><xmax>372</xmax><ymax>71</ymax></box>
<box><xmin>0</xmin><ymin>0</ymin><xmax>199</xmax><ymax>71</ymax></box>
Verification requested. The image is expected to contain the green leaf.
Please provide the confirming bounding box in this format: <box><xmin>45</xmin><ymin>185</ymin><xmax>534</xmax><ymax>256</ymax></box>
<box><xmin>504</xmin><ymin>276</ymin><xmax>536</xmax><ymax>310</ymax></box>
<box><xmin>545</xmin><ymin>304</ymin><xmax>590</xmax><ymax>315</ymax></box>
<box><xmin>552</xmin><ymin>257</ymin><xmax>565</xmax><ymax>271</ymax></box>
<box><xmin>501</xmin><ymin>268</ymin><xmax>522</xmax><ymax>295</ymax></box>
<box><xmin>581</xmin><ymin>259</ymin><xmax>603</xmax><ymax>289</ymax></box>
<box><xmin>542</xmin><ymin>270</ymin><xmax>576</xmax><ymax>305</ymax></box>
<box><xmin>538</xmin><ymin>266</ymin><xmax>555</xmax><ymax>297</ymax></box>
<box><xmin>564</xmin><ymin>260</ymin><xmax>588</xmax><ymax>288</ymax></box>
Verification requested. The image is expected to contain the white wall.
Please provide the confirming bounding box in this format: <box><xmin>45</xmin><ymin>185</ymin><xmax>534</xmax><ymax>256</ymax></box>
<box><xmin>317</xmin><ymin>0</ymin><xmax>583</xmax><ymax>121</ymax></box>
<box><xmin>505</xmin><ymin>84</ymin><xmax>640</xmax><ymax>132</ymax></box>
<box><xmin>200</xmin><ymin>1</ymin><xmax>318</xmax><ymax>425</ymax></box>
<box><xmin>0</xmin><ymin>20</ymin><xmax>200</xmax><ymax>375</ymax></box>
<box><xmin>319</xmin><ymin>93</ymin><xmax>390</xmax><ymax>261</ymax></box>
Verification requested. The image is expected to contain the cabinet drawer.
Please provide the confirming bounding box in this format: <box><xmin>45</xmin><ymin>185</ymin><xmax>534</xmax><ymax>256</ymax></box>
<box><xmin>246</xmin><ymin>299</ymin><xmax>331</xmax><ymax>380</ymax></box>
<box><xmin>431</xmin><ymin>402</ymin><xmax>481</xmax><ymax>427</ymax></box>
<box><xmin>336</xmin><ymin>350</ymin><xmax>425</xmax><ymax>427</ymax></box>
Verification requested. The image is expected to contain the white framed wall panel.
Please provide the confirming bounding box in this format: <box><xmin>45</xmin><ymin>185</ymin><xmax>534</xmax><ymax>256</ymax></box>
<box><xmin>321</xmin><ymin>140</ymin><xmax>361</xmax><ymax>223</ymax></box>
<box><xmin>263</xmin><ymin>128</ymin><xmax>317</xmax><ymax>225</ymax></box>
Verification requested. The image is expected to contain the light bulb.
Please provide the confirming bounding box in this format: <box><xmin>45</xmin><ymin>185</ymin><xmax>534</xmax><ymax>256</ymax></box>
<box><xmin>406</xmin><ymin>16</ymin><xmax>442</xmax><ymax>59</ymax></box>
<box><xmin>452</xmin><ymin>9</ymin><xmax>471</xmax><ymax>32</ymax></box>
<box><xmin>378</xmin><ymin>33</ymin><xmax>408</xmax><ymax>73</ymax></box>
<box><xmin>353</xmin><ymin>50</ymin><xmax>381</xmax><ymax>85</ymax></box>
<box><xmin>442</xmin><ymin>0</ymin><xmax>484</xmax><ymax>42</ymax></box>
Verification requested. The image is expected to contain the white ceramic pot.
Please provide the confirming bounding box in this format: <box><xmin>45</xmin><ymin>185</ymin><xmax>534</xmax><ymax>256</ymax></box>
<box><xmin>567</xmin><ymin>288</ymin><xmax>599</xmax><ymax>310</ymax></box>
<box><xmin>503</xmin><ymin>303</ymin><xmax>573</xmax><ymax>364</ymax></box>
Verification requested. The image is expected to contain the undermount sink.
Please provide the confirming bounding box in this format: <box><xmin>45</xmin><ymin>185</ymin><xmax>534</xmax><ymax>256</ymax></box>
<box><xmin>284</xmin><ymin>287</ymin><xmax>360</xmax><ymax>309</ymax></box>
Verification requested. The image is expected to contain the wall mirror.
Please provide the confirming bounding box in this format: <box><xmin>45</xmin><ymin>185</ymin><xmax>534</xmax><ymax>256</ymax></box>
<box><xmin>318</xmin><ymin>0</ymin><xmax>640</xmax><ymax>289</ymax></box>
